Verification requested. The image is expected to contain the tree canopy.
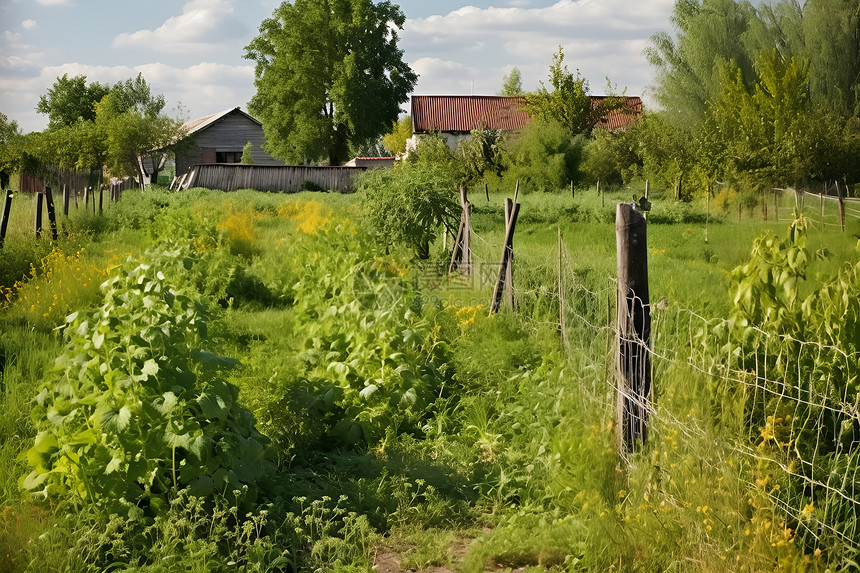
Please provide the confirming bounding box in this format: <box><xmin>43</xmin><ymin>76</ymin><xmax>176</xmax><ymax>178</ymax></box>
<box><xmin>499</xmin><ymin>67</ymin><xmax>524</xmax><ymax>96</ymax></box>
<box><xmin>244</xmin><ymin>0</ymin><xmax>417</xmax><ymax>166</ymax></box>
<box><xmin>525</xmin><ymin>46</ymin><xmax>626</xmax><ymax>137</ymax></box>
<box><xmin>36</xmin><ymin>74</ymin><xmax>110</xmax><ymax>129</ymax></box>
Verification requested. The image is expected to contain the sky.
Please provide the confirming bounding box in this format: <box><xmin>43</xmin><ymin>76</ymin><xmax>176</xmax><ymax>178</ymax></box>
<box><xmin>0</xmin><ymin>0</ymin><xmax>676</xmax><ymax>134</ymax></box>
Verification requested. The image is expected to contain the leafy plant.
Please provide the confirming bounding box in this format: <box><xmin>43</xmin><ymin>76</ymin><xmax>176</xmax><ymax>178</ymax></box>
<box><xmin>21</xmin><ymin>258</ymin><xmax>271</xmax><ymax>514</ymax></box>
<box><xmin>356</xmin><ymin>159</ymin><xmax>459</xmax><ymax>259</ymax></box>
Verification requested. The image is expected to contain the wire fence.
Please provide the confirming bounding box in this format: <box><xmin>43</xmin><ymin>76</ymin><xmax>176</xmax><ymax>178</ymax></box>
<box><xmin>445</xmin><ymin>196</ymin><xmax>859</xmax><ymax>563</ymax></box>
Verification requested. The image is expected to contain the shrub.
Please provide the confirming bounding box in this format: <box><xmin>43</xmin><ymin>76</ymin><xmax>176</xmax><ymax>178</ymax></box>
<box><xmin>356</xmin><ymin>160</ymin><xmax>459</xmax><ymax>259</ymax></box>
<box><xmin>21</xmin><ymin>258</ymin><xmax>272</xmax><ymax>515</ymax></box>
<box><xmin>502</xmin><ymin>118</ymin><xmax>585</xmax><ymax>192</ymax></box>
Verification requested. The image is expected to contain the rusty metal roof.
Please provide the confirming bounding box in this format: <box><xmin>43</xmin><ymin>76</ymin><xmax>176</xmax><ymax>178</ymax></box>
<box><xmin>592</xmin><ymin>96</ymin><xmax>642</xmax><ymax>130</ymax></box>
<box><xmin>411</xmin><ymin>95</ymin><xmax>642</xmax><ymax>133</ymax></box>
<box><xmin>411</xmin><ymin>96</ymin><xmax>530</xmax><ymax>133</ymax></box>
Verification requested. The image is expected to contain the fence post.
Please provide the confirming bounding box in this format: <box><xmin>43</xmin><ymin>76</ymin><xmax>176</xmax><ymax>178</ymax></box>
<box><xmin>773</xmin><ymin>190</ymin><xmax>779</xmax><ymax>222</ymax></box>
<box><xmin>62</xmin><ymin>184</ymin><xmax>69</xmax><ymax>216</ymax></box>
<box><xmin>45</xmin><ymin>185</ymin><xmax>58</xmax><ymax>241</ymax></box>
<box><xmin>490</xmin><ymin>197</ymin><xmax>520</xmax><ymax>313</ymax></box>
<box><xmin>616</xmin><ymin>202</ymin><xmax>651</xmax><ymax>455</ymax></box>
<box><xmin>0</xmin><ymin>189</ymin><xmax>12</xmax><ymax>249</ymax></box>
<box><xmin>34</xmin><ymin>192</ymin><xmax>44</xmax><ymax>238</ymax></box>
<box><xmin>98</xmin><ymin>185</ymin><xmax>104</xmax><ymax>214</ymax></box>
<box><xmin>821</xmin><ymin>183</ymin><xmax>825</xmax><ymax>217</ymax></box>
<box><xmin>836</xmin><ymin>181</ymin><xmax>845</xmax><ymax>232</ymax></box>
<box><xmin>570</xmin><ymin>180</ymin><xmax>575</xmax><ymax>199</ymax></box>
<box><xmin>558</xmin><ymin>227</ymin><xmax>569</xmax><ymax>349</ymax></box>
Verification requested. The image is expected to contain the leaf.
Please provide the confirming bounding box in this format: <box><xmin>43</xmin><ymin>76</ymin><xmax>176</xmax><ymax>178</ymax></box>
<box><xmin>359</xmin><ymin>384</ymin><xmax>378</xmax><ymax>400</ymax></box>
<box><xmin>191</xmin><ymin>349</ymin><xmax>240</xmax><ymax>371</ymax></box>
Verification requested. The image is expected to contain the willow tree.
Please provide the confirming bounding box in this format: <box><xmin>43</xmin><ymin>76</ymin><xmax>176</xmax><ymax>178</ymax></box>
<box><xmin>244</xmin><ymin>0</ymin><xmax>417</xmax><ymax>166</ymax></box>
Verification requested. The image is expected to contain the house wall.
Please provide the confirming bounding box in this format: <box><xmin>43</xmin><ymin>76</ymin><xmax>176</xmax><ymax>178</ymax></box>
<box><xmin>404</xmin><ymin>132</ymin><xmax>470</xmax><ymax>156</ymax></box>
<box><xmin>176</xmin><ymin>112</ymin><xmax>284</xmax><ymax>175</ymax></box>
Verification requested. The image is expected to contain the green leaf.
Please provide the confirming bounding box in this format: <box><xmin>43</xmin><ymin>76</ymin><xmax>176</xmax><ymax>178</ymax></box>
<box><xmin>191</xmin><ymin>349</ymin><xmax>240</xmax><ymax>371</ymax></box>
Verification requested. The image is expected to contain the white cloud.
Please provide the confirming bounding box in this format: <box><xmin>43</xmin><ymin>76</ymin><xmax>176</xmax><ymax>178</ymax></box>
<box><xmin>21</xmin><ymin>19</ymin><xmax>37</xmax><ymax>29</ymax></box>
<box><xmin>35</xmin><ymin>0</ymin><xmax>71</xmax><ymax>5</ymax></box>
<box><xmin>1</xmin><ymin>61</ymin><xmax>255</xmax><ymax>132</ymax></box>
<box><xmin>113</xmin><ymin>0</ymin><xmax>248</xmax><ymax>54</ymax></box>
<box><xmin>403</xmin><ymin>0</ymin><xmax>674</xmax><ymax>96</ymax></box>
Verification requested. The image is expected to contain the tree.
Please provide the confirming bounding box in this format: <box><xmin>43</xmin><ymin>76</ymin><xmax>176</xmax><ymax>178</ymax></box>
<box><xmin>644</xmin><ymin>0</ymin><xmax>764</xmax><ymax>131</ymax></box>
<box><xmin>241</xmin><ymin>141</ymin><xmax>255</xmax><ymax>164</ymax></box>
<box><xmin>0</xmin><ymin>113</ymin><xmax>21</xmax><ymax>188</ymax></box>
<box><xmin>95</xmin><ymin>90</ymin><xmax>188</xmax><ymax>188</ymax></box>
<box><xmin>499</xmin><ymin>66</ymin><xmax>524</xmax><ymax>96</ymax></box>
<box><xmin>105</xmin><ymin>73</ymin><xmax>167</xmax><ymax>118</ymax></box>
<box><xmin>503</xmin><ymin>118</ymin><xmax>585</xmax><ymax>192</ymax></box>
<box><xmin>382</xmin><ymin>115</ymin><xmax>412</xmax><ymax>155</ymax></box>
<box><xmin>245</xmin><ymin>0</ymin><xmax>417</xmax><ymax>166</ymax></box>
<box><xmin>36</xmin><ymin>74</ymin><xmax>110</xmax><ymax>129</ymax></box>
<box><xmin>802</xmin><ymin>0</ymin><xmax>860</xmax><ymax>117</ymax></box>
<box><xmin>525</xmin><ymin>46</ymin><xmax>625</xmax><ymax>137</ymax></box>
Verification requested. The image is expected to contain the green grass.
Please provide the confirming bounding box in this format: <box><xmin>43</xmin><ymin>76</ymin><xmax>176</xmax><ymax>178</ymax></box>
<box><xmin>1</xmin><ymin>184</ymin><xmax>855</xmax><ymax>571</ymax></box>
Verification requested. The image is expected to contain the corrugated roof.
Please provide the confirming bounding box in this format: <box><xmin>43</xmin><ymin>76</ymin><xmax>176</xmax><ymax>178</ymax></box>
<box><xmin>411</xmin><ymin>95</ymin><xmax>642</xmax><ymax>133</ymax></box>
<box><xmin>592</xmin><ymin>96</ymin><xmax>642</xmax><ymax>130</ymax></box>
<box><xmin>181</xmin><ymin>107</ymin><xmax>262</xmax><ymax>136</ymax></box>
<box><xmin>411</xmin><ymin>96</ymin><xmax>530</xmax><ymax>133</ymax></box>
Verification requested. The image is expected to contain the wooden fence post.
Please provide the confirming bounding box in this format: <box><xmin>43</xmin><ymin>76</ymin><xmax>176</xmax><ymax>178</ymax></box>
<box><xmin>98</xmin><ymin>185</ymin><xmax>104</xmax><ymax>214</ymax></box>
<box><xmin>485</xmin><ymin>182</ymin><xmax>489</xmax><ymax>202</ymax></box>
<box><xmin>558</xmin><ymin>227</ymin><xmax>569</xmax><ymax>349</ymax></box>
<box><xmin>821</xmin><ymin>183</ymin><xmax>825</xmax><ymax>217</ymax></box>
<box><xmin>616</xmin><ymin>202</ymin><xmax>651</xmax><ymax>454</ymax></box>
<box><xmin>705</xmin><ymin>184</ymin><xmax>710</xmax><ymax>243</ymax></box>
<box><xmin>34</xmin><ymin>192</ymin><xmax>44</xmax><ymax>238</ymax></box>
<box><xmin>490</xmin><ymin>197</ymin><xmax>520</xmax><ymax>313</ymax></box>
<box><xmin>62</xmin><ymin>184</ymin><xmax>69</xmax><ymax>216</ymax></box>
<box><xmin>0</xmin><ymin>189</ymin><xmax>12</xmax><ymax>249</ymax></box>
<box><xmin>837</xmin><ymin>181</ymin><xmax>845</xmax><ymax>232</ymax></box>
<box><xmin>448</xmin><ymin>184</ymin><xmax>472</xmax><ymax>276</ymax></box>
<box><xmin>570</xmin><ymin>180</ymin><xmax>575</xmax><ymax>199</ymax></box>
<box><xmin>773</xmin><ymin>190</ymin><xmax>779</xmax><ymax>222</ymax></box>
<box><xmin>45</xmin><ymin>186</ymin><xmax>58</xmax><ymax>241</ymax></box>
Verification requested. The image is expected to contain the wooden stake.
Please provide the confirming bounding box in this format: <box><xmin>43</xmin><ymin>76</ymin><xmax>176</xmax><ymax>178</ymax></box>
<box><xmin>773</xmin><ymin>190</ymin><xmax>779</xmax><ymax>222</ymax></box>
<box><xmin>62</xmin><ymin>184</ymin><xmax>69</xmax><ymax>216</ymax></box>
<box><xmin>705</xmin><ymin>185</ymin><xmax>710</xmax><ymax>243</ymax></box>
<box><xmin>485</xmin><ymin>182</ymin><xmax>489</xmax><ymax>202</ymax></box>
<box><xmin>34</xmin><ymin>192</ymin><xmax>43</xmax><ymax>239</ymax></box>
<box><xmin>0</xmin><ymin>189</ymin><xmax>12</xmax><ymax>249</ymax></box>
<box><xmin>45</xmin><ymin>186</ymin><xmax>58</xmax><ymax>241</ymax></box>
<box><xmin>490</xmin><ymin>197</ymin><xmax>520</xmax><ymax>313</ymax></box>
<box><xmin>615</xmin><ymin>203</ymin><xmax>651</xmax><ymax>454</ymax></box>
<box><xmin>558</xmin><ymin>227</ymin><xmax>569</xmax><ymax>349</ymax></box>
<box><xmin>837</xmin><ymin>180</ymin><xmax>845</xmax><ymax>232</ymax></box>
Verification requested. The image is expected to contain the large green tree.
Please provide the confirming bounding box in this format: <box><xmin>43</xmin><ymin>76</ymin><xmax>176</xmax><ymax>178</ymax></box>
<box><xmin>244</xmin><ymin>0</ymin><xmax>417</xmax><ymax>166</ymax></box>
<box><xmin>36</xmin><ymin>74</ymin><xmax>110</xmax><ymax>129</ymax></box>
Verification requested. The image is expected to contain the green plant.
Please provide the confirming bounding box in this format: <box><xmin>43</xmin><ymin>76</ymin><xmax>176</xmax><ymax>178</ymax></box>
<box><xmin>357</xmin><ymin>159</ymin><xmax>459</xmax><ymax>259</ymax></box>
<box><xmin>21</xmin><ymin>257</ymin><xmax>272</xmax><ymax>514</ymax></box>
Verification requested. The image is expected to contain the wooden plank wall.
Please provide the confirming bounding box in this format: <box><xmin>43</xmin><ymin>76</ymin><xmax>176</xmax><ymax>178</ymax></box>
<box><xmin>181</xmin><ymin>164</ymin><xmax>369</xmax><ymax>193</ymax></box>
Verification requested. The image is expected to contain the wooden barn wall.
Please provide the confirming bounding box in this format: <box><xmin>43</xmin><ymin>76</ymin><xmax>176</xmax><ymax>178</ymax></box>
<box><xmin>176</xmin><ymin>113</ymin><xmax>284</xmax><ymax>175</ymax></box>
<box><xmin>182</xmin><ymin>164</ymin><xmax>368</xmax><ymax>193</ymax></box>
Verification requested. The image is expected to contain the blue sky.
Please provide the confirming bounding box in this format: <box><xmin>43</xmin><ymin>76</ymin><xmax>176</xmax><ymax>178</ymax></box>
<box><xmin>0</xmin><ymin>0</ymin><xmax>675</xmax><ymax>133</ymax></box>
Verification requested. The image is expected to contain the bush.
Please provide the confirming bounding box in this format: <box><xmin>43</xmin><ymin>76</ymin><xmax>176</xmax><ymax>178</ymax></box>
<box><xmin>356</xmin><ymin>160</ymin><xmax>459</xmax><ymax>259</ymax></box>
<box><xmin>502</xmin><ymin>118</ymin><xmax>585</xmax><ymax>193</ymax></box>
<box><xmin>21</xmin><ymin>258</ymin><xmax>272</xmax><ymax>515</ymax></box>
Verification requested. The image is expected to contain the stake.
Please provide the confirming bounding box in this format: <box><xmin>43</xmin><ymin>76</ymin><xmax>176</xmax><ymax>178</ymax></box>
<box><xmin>615</xmin><ymin>203</ymin><xmax>651</xmax><ymax>455</ymax></box>
<box><xmin>45</xmin><ymin>185</ymin><xmax>58</xmax><ymax>241</ymax></box>
<box><xmin>62</xmin><ymin>184</ymin><xmax>69</xmax><ymax>216</ymax></box>
<box><xmin>0</xmin><ymin>189</ymin><xmax>12</xmax><ymax>249</ymax></box>
<box><xmin>837</xmin><ymin>180</ymin><xmax>845</xmax><ymax>232</ymax></box>
<box><xmin>34</xmin><ymin>192</ymin><xmax>43</xmax><ymax>238</ymax></box>
<box><xmin>558</xmin><ymin>227</ymin><xmax>569</xmax><ymax>349</ymax></box>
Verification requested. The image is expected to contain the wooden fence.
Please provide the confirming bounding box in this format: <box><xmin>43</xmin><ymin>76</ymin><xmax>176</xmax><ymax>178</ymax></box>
<box><xmin>173</xmin><ymin>164</ymin><xmax>369</xmax><ymax>193</ymax></box>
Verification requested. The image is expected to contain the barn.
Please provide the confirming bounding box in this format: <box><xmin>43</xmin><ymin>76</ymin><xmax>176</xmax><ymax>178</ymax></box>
<box><xmin>174</xmin><ymin>107</ymin><xmax>284</xmax><ymax>177</ymax></box>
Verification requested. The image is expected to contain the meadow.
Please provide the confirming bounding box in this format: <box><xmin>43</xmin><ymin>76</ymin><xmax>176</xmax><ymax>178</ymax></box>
<box><xmin>1</xmin><ymin>183</ymin><xmax>858</xmax><ymax>572</ymax></box>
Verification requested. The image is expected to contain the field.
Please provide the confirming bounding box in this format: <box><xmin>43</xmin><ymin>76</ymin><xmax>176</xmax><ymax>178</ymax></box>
<box><xmin>1</xmin><ymin>184</ymin><xmax>859</xmax><ymax>572</ymax></box>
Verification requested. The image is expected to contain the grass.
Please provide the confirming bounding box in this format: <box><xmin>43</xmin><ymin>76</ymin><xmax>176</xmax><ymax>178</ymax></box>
<box><xmin>1</xmin><ymin>183</ymin><xmax>856</xmax><ymax>571</ymax></box>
